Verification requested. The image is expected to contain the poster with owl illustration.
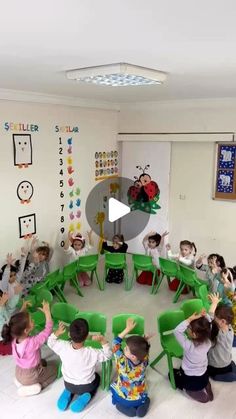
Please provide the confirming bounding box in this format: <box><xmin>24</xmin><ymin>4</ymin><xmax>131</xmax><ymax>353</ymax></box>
<box><xmin>13</xmin><ymin>134</ymin><xmax>32</xmax><ymax>168</ymax></box>
<box><xmin>18</xmin><ymin>213</ymin><xmax>36</xmax><ymax>239</ymax></box>
<box><xmin>17</xmin><ymin>181</ymin><xmax>34</xmax><ymax>204</ymax></box>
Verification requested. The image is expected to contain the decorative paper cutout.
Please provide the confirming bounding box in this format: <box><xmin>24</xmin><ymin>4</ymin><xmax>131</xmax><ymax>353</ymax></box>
<box><xmin>217</xmin><ymin>170</ymin><xmax>234</xmax><ymax>193</ymax></box>
<box><xmin>219</xmin><ymin>145</ymin><xmax>235</xmax><ymax>169</ymax></box>
<box><xmin>19</xmin><ymin>213</ymin><xmax>36</xmax><ymax>238</ymax></box>
<box><xmin>17</xmin><ymin>181</ymin><xmax>34</xmax><ymax>204</ymax></box>
<box><xmin>128</xmin><ymin>164</ymin><xmax>161</xmax><ymax>214</ymax></box>
<box><xmin>75</xmin><ymin>199</ymin><xmax>81</xmax><ymax>207</ymax></box>
<box><xmin>13</xmin><ymin>134</ymin><xmax>32</xmax><ymax>168</ymax></box>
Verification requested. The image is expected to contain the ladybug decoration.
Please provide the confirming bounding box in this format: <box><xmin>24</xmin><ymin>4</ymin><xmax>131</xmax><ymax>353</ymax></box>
<box><xmin>127</xmin><ymin>164</ymin><xmax>161</xmax><ymax>214</ymax></box>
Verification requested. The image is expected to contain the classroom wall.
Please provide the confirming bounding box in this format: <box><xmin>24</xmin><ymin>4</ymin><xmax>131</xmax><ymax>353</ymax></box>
<box><xmin>0</xmin><ymin>100</ymin><xmax>118</xmax><ymax>268</ymax></box>
<box><xmin>119</xmin><ymin>99</ymin><xmax>236</xmax><ymax>266</ymax></box>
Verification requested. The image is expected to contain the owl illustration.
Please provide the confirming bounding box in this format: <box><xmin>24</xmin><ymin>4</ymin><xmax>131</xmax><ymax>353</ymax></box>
<box><xmin>17</xmin><ymin>181</ymin><xmax>34</xmax><ymax>204</ymax></box>
<box><xmin>13</xmin><ymin>134</ymin><xmax>32</xmax><ymax>168</ymax></box>
<box><xmin>18</xmin><ymin>214</ymin><xmax>36</xmax><ymax>239</ymax></box>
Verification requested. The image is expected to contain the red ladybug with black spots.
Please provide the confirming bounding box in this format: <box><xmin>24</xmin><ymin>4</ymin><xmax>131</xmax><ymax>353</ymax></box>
<box><xmin>136</xmin><ymin>165</ymin><xmax>160</xmax><ymax>202</ymax></box>
<box><xmin>128</xmin><ymin>176</ymin><xmax>141</xmax><ymax>201</ymax></box>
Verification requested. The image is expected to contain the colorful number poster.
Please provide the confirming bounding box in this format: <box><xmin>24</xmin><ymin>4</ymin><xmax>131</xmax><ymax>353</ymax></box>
<box><xmin>94</xmin><ymin>150</ymin><xmax>118</xmax><ymax>181</ymax></box>
<box><xmin>214</xmin><ymin>143</ymin><xmax>236</xmax><ymax>200</ymax></box>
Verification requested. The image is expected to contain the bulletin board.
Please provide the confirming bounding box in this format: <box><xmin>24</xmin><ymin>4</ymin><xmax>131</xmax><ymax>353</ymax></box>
<box><xmin>214</xmin><ymin>143</ymin><xmax>236</xmax><ymax>200</ymax></box>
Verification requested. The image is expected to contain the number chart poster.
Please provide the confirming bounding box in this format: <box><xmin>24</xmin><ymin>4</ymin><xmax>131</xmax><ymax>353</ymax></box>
<box><xmin>214</xmin><ymin>143</ymin><xmax>236</xmax><ymax>200</ymax></box>
<box><xmin>55</xmin><ymin>125</ymin><xmax>81</xmax><ymax>248</ymax></box>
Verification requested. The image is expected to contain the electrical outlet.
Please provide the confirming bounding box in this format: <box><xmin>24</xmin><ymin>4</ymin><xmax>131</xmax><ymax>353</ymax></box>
<box><xmin>179</xmin><ymin>194</ymin><xmax>186</xmax><ymax>200</ymax></box>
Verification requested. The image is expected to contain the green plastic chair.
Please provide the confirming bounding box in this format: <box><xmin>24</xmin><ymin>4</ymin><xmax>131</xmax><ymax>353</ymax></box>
<box><xmin>106</xmin><ymin>313</ymin><xmax>145</xmax><ymax>389</ymax></box>
<box><xmin>173</xmin><ymin>265</ymin><xmax>202</xmax><ymax>304</ymax></box>
<box><xmin>76</xmin><ymin>311</ymin><xmax>107</xmax><ymax>389</ymax></box>
<box><xmin>154</xmin><ymin>258</ymin><xmax>180</xmax><ymax>293</ymax></box>
<box><xmin>77</xmin><ymin>254</ymin><xmax>102</xmax><ymax>290</ymax></box>
<box><xmin>131</xmin><ymin>254</ymin><xmax>159</xmax><ymax>294</ymax></box>
<box><xmin>44</xmin><ymin>270</ymin><xmax>68</xmax><ymax>303</ymax></box>
<box><xmin>35</xmin><ymin>289</ymin><xmax>53</xmax><ymax>305</ymax></box>
<box><xmin>29</xmin><ymin>281</ymin><xmax>48</xmax><ymax>294</ymax></box>
<box><xmin>150</xmin><ymin>310</ymin><xmax>184</xmax><ymax>389</ymax></box>
<box><xmin>63</xmin><ymin>261</ymin><xmax>83</xmax><ymax>297</ymax></box>
<box><xmin>196</xmin><ymin>285</ymin><xmax>211</xmax><ymax>311</ymax></box>
<box><xmin>180</xmin><ymin>298</ymin><xmax>203</xmax><ymax>319</ymax></box>
<box><xmin>103</xmin><ymin>253</ymin><xmax>129</xmax><ymax>291</ymax></box>
<box><xmin>51</xmin><ymin>302</ymin><xmax>79</xmax><ymax>340</ymax></box>
<box><xmin>30</xmin><ymin>310</ymin><xmax>46</xmax><ymax>335</ymax></box>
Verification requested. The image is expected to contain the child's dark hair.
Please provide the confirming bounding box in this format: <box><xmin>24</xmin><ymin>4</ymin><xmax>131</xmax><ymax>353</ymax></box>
<box><xmin>229</xmin><ymin>266</ymin><xmax>236</xmax><ymax>280</ymax></box>
<box><xmin>148</xmin><ymin>233</ymin><xmax>161</xmax><ymax>247</ymax></box>
<box><xmin>72</xmin><ymin>234</ymin><xmax>85</xmax><ymax>249</ymax></box>
<box><xmin>113</xmin><ymin>234</ymin><xmax>124</xmax><ymax>243</ymax></box>
<box><xmin>208</xmin><ymin>253</ymin><xmax>226</xmax><ymax>269</ymax></box>
<box><xmin>211</xmin><ymin>305</ymin><xmax>234</xmax><ymax>344</ymax></box>
<box><xmin>126</xmin><ymin>336</ymin><xmax>150</xmax><ymax>361</ymax></box>
<box><xmin>1</xmin><ymin>312</ymin><xmax>30</xmax><ymax>344</ymax></box>
<box><xmin>36</xmin><ymin>245</ymin><xmax>50</xmax><ymax>259</ymax></box>
<box><xmin>189</xmin><ymin>317</ymin><xmax>211</xmax><ymax>345</ymax></box>
<box><xmin>0</xmin><ymin>264</ymin><xmax>18</xmax><ymax>281</ymax></box>
<box><xmin>180</xmin><ymin>240</ymin><xmax>197</xmax><ymax>256</ymax></box>
<box><xmin>69</xmin><ymin>318</ymin><xmax>89</xmax><ymax>343</ymax></box>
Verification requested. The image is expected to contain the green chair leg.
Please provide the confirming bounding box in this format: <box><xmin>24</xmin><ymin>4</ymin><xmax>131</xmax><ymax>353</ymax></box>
<box><xmin>167</xmin><ymin>353</ymin><xmax>176</xmax><ymax>389</ymax></box>
<box><xmin>94</xmin><ymin>269</ymin><xmax>103</xmax><ymax>291</ymax></box>
<box><xmin>153</xmin><ymin>273</ymin><xmax>164</xmax><ymax>294</ymax></box>
<box><xmin>150</xmin><ymin>350</ymin><xmax>165</xmax><ymax>368</ymax></box>
<box><xmin>172</xmin><ymin>281</ymin><xmax>185</xmax><ymax>303</ymax></box>
<box><xmin>70</xmin><ymin>276</ymin><xmax>84</xmax><ymax>297</ymax></box>
<box><xmin>57</xmin><ymin>361</ymin><xmax>62</xmax><ymax>379</ymax></box>
<box><xmin>106</xmin><ymin>358</ymin><xmax>113</xmax><ymax>390</ymax></box>
<box><xmin>150</xmin><ymin>271</ymin><xmax>158</xmax><ymax>295</ymax></box>
<box><xmin>124</xmin><ymin>267</ymin><xmax>129</xmax><ymax>291</ymax></box>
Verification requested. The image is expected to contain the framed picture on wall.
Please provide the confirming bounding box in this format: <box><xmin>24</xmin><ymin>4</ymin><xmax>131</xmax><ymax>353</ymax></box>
<box><xmin>214</xmin><ymin>143</ymin><xmax>236</xmax><ymax>200</ymax></box>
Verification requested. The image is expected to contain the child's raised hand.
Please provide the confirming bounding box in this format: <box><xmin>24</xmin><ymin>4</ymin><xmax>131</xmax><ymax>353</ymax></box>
<box><xmin>6</xmin><ymin>253</ymin><xmax>15</xmax><ymax>266</ymax></box>
<box><xmin>55</xmin><ymin>321</ymin><xmax>66</xmax><ymax>337</ymax></box>
<box><xmin>144</xmin><ymin>332</ymin><xmax>156</xmax><ymax>341</ymax></box>
<box><xmin>126</xmin><ymin>318</ymin><xmax>136</xmax><ymax>332</ymax></box>
<box><xmin>188</xmin><ymin>311</ymin><xmax>204</xmax><ymax>322</ymax></box>
<box><xmin>162</xmin><ymin>231</ymin><xmax>169</xmax><ymax>238</ymax></box>
<box><xmin>0</xmin><ymin>292</ymin><xmax>9</xmax><ymax>306</ymax></box>
<box><xmin>14</xmin><ymin>282</ymin><xmax>23</xmax><ymax>295</ymax></box>
<box><xmin>39</xmin><ymin>300</ymin><xmax>50</xmax><ymax>314</ymax></box>
<box><xmin>21</xmin><ymin>300</ymin><xmax>32</xmax><ymax>311</ymax></box>
<box><xmin>92</xmin><ymin>335</ymin><xmax>107</xmax><ymax>345</ymax></box>
<box><xmin>166</xmin><ymin>243</ymin><xmax>171</xmax><ymax>251</ymax></box>
<box><xmin>208</xmin><ymin>292</ymin><xmax>221</xmax><ymax>305</ymax></box>
<box><xmin>21</xmin><ymin>247</ymin><xmax>28</xmax><ymax>257</ymax></box>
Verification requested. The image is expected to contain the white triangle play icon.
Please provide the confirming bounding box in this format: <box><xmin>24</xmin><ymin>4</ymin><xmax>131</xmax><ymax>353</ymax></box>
<box><xmin>108</xmin><ymin>197</ymin><xmax>131</xmax><ymax>222</ymax></box>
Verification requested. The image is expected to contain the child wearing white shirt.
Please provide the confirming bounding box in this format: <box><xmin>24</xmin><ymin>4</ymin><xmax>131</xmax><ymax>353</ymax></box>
<box><xmin>47</xmin><ymin>318</ymin><xmax>112</xmax><ymax>413</ymax></box>
<box><xmin>64</xmin><ymin>230</ymin><xmax>93</xmax><ymax>287</ymax></box>
<box><xmin>166</xmin><ymin>240</ymin><xmax>196</xmax><ymax>293</ymax></box>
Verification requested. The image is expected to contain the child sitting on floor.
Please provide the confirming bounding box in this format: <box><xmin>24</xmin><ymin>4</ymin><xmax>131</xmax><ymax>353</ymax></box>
<box><xmin>173</xmin><ymin>310</ymin><xmax>213</xmax><ymax>403</ymax></box>
<box><xmin>196</xmin><ymin>253</ymin><xmax>225</xmax><ymax>293</ymax></box>
<box><xmin>111</xmin><ymin>318</ymin><xmax>150</xmax><ymax>417</ymax></box>
<box><xmin>138</xmin><ymin>230</ymin><xmax>168</xmax><ymax>285</ymax></box>
<box><xmin>47</xmin><ymin>318</ymin><xmax>112</xmax><ymax>413</ymax></box>
<box><xmin>64</xmin><ymin>230</ymin><xmax>93</xmax><ymax>287</ymax></box>
<box><xmin>102</xmin><ymin>234</ymin><xmax>128</xmax><ymax>284</ymax></box>
<box><xmin>1</xmin><ymin>301</ymin><xmax>57</xmax><ymax>396</ymax></box>
<box><xmin>208</xmin><ymin>293</ymin><xmax>236</xmax><ymax>382</ymax></box>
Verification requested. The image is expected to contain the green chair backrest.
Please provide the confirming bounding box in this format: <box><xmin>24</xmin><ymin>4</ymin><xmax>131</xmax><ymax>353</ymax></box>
<box><xmin>197</xmin><ymin>285</ymin><xmax>211</xmax><ymax>310</ymax></box>
<box><xmin>159</xmin><ymin>257</ymin><xmax>179</xmax><ymax>276</ymax></box>
<box><xmin>78</xmin><ymin>254</ymin><xmax>99</xmax><ymax>270</ymax></box>
<box><xmin>179</xmin><ymin>264</ymin><xmax>197</xmax><ymax>286</ymax></box>
<box><xmin>105</xmin><ymin>253</ymin><xmax>126</xmax><ymax>268</ymax></box>
<box><xmin>51</xmin><ymin>302</ymin><xmax>79</xmax><ymax>324</ymax></box>
<box><xmin>112</xmin><ymin>313</ymin><xmax>144</xmax><ymax>337</ymax></box>
<box><xmin>180</xmin><ymin>299</ymin><xmax>203</xmax><ymax>319</ymax></box>
<box><xmin>84</xmin><ymin>339</ymin><xmax>102</xmax><ymax>349</ymax></box>
<box><xmin>63</xmin><ymin>261</ymin><xmax>78</xmax><ymax>278</ymax></box>
<box><xmin>132</xmin><ymin>254</ymin><xmax>153</xmax><ymax>269</ymax></box>
<box><xmin>35</xmin><ymin>289</ymin><xmax>53</xmax><ymax>305</ymax></box>
<box><xmin>44</xmin><ymin>269</ymin><xmax>63</xmax><ymax>288</ymax></box>
<box><xmin>76</xmin><ymin>311</ymin><xmax>106</xmax><ymax>335</ymax></box>
<box><xmin>158</xmin><ymin>310</ymin><xmax>185</xmax><ymax>336</ymax></box>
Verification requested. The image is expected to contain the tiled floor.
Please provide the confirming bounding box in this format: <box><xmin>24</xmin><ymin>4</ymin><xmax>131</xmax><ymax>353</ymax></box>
<box><xmin>1</xmin><ymin>262</ymin><xmax>236</xmax><ymax>419</ymax></box>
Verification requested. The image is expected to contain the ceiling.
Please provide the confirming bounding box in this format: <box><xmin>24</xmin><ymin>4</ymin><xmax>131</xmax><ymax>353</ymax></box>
<box><xmin>1</xmin><ymin>0</ymin><xmax>236</xmax><ymax>104</ymax></box>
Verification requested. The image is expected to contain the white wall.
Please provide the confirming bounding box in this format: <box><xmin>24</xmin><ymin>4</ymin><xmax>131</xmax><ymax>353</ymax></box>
<box><xmin>119</xmin><ymin>99</ymin><xmax>236</xmax><ymax>266</ymax></box>
<box><xmin>0</xmin><ymin>100</ymin><xmax>118</xmax><ymax>268</ymax></box>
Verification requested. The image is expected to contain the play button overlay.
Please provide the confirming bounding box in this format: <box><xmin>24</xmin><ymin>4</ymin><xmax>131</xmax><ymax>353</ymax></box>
<box><xmin>108</xmin><ymin>198</ymin><xmax>130</xmax><ymax>222</ymax></box>
<box><xmin>85</xmin><ymin>177</ymin><xmax>150</xmax><ymax>242</ymax></box>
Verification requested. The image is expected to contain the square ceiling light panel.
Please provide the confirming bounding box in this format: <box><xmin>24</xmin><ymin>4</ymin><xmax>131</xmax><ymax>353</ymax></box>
<box><xmin>66</xmin><ymin>63</ymin><xmax>167</xmax><ymax>87</ymax></box>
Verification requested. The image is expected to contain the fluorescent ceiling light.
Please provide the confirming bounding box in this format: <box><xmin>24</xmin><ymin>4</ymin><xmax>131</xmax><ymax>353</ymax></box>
<box><xmin>66</xmin><ymin>63</ymin><xmax>166</xmax><ymax>87</ymax></box>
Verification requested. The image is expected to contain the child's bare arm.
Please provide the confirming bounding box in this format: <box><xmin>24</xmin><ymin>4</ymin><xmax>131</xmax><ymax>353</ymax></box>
<box><xmin>118</xmin><ymin>318</ymin><xmax>136</xmax><ymax>339</ymax></box>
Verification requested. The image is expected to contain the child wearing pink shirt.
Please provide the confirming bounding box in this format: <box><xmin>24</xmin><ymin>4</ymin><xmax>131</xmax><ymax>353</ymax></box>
<box><xmin>1</xmin><ymin>301</ymin><xmax>57</xmax><ymax>396</ymax></box>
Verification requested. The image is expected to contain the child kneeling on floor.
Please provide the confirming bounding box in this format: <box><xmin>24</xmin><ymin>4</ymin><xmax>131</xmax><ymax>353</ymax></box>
<box><xmin>47</xmin><ymin>318</ymin><xmax>112</xmax><ymax>413</ymax></box>
<box><xmin>111</xmin><ymin>318</ymin><xmax>150</xmax><ymax>417</ymax></box>
<box><xmin>1</xmin><ymin>301</ymin><xmax>57</xmax><ymax>396</ymax></box>
<box><xmin>173</xmin><ymin>310</ymin><xmax>213</xmax><ymax>403</ymax></box>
